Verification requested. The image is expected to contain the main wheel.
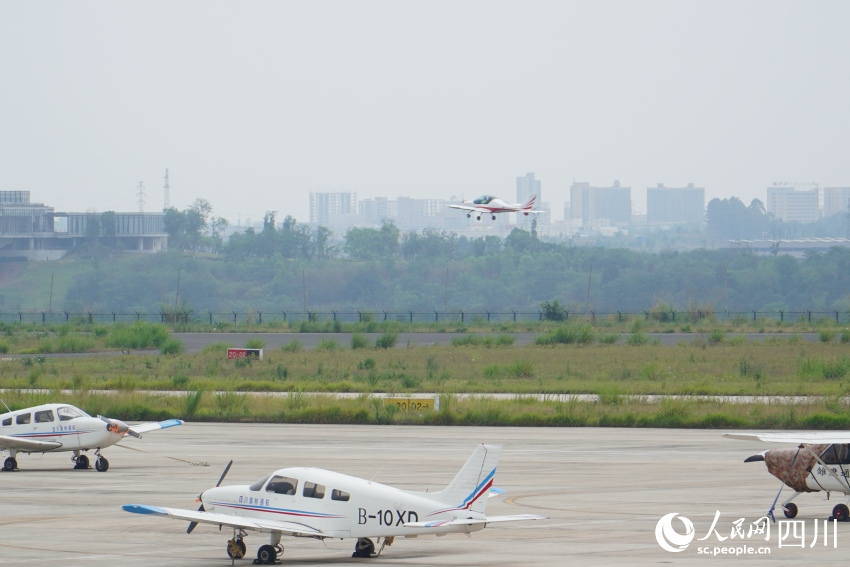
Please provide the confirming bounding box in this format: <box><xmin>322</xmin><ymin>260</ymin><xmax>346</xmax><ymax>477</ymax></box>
<box><xmin>257</xmin><ymin>544</ymin><xmax>277</xmax><ymax>564</ymax></box>
<box><xmin>95</xmin><ymin>456</ymin><xmax>109</xmax><ymax>472</ymax></box>
<box><xmin>226</xmin><ymin>537</ymin><xmax>246</xmax><ymax>559</ymax></box>
<box><xmin>75</xmin><ymin>455</ymin><xmax>90</xmax><ymax>469</ymax></box>
<box><xmin>466</xmin><ymin>213</ymin><xmax>471</xmax><ymax>218</ymax></box>
<box><xmin>3</xmin><ymin>457</ymin><xmax>16</xmax><ymax>471</ymax></box>
<box><xmin>353</xmin><ymin>537</ymin><xmax>375</xmax><ymax>558</ymax></box>
<box><xmin>783</xmin><ymin>502</ymin><xmax>798</xmax><ymax>519</ymax></box>
<box><xmin>833</xmin><ymin>503</ymin><xmax>849</xmax><ymax>521</ymax></box>
<box><xmin>491</xmin><ymin>215</ymin><xmax>496</xmax><ymax>220</ymax></box>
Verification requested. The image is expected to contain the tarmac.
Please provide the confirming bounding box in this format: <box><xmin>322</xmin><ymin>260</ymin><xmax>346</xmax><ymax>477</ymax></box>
<box><xmin>1</xmin><ymin>424</ymin><xmax>845</xmax><ymax>566</ymax></box>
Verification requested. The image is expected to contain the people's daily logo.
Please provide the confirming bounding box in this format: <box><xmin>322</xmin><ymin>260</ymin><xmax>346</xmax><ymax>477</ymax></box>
<box><xmin>655</xmin><ymin>512</ymin><xmax>695</xmax><ymax>553</ymax></box>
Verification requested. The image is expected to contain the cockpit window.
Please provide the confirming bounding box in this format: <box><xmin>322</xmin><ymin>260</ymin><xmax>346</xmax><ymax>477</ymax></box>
<box><xmin>16</xmin><ymin>413</ymin><xmax>31</xmax><ymax>425</ymax></box>
<box><xmin>472</xmin><ymin>195</ymin><xmax>493</xmax><ymax>205</ymax></box>
<box><xmin>303</xmin><ymin>482</ymin><xmax>325</xmax><ymax>499</ymax></box>
<box><xmin>35</xmin><ymin>410</ymin><xmax>55</xmax><ymax>423</ymax></box>
<box><xmin>249</xmin><ymin>475</ymin><xmax>271</xmax><ymax>492</ymax></box>
<box><xmin>266</xmin><ymin>475</ymin><xmax>298</xmax><ymax>495</ymax></box>
<box><xmin>57</xmin><ymin>406</ymin><xmax>86</xmax><ymax>421</ymax></box>
<box><xmin>821</xmin><ymin>444</ymin><xmax>850</xmax><ymax>465</ymax></box>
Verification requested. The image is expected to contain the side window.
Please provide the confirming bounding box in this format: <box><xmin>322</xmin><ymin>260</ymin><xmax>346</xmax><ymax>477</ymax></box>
<box><xmin>16</xmin><ymin>413</ymin><xmax>31</xmax><ymax>425</ymax></box>
<box><xmin>35</xmin><ymin>410</ymin><xmax>55</xmax><ymax>423</ymax></box>
<box><xmin>265</xmin><ymin>476</ymin><xmax>298</xmax><ymax>495</ymax></box>
<box><xmin>331</xmin><ymin>489</ymin><xmax>350</xmax><ymax>502</ymax></box>
<box><xmin>303</xmin><ymin>482</ymin><xmax>325</xmax><ymax>499</ymax></box>
<box><xmin>1</xmin><ymin>417</ymin><xmax>11</xmax><ymax>426</ymax></box>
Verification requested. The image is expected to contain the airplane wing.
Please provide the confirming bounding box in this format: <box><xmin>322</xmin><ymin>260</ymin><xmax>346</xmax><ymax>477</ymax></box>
<box><xmin>0</xmin><ymin>435</ymin><xmax>63</xmax><ymax>452</ymax></box>
<box><xmin>127</xmin><ymin>419</ymin><xmax>184</xmax><ymax>438</ymax></box>
<box><xmin>448</xmin><ymin>204</ymin><xmax>484</xmax><ymax>212</ymax></box>
<box><xmin>404</xmin><ymin>514</ymin><xmax>547</xmax><ymax>528</ymax></box>
<box><xmin>724</xmin><ymin>432</ymin><xmax>850</xmax><ymax>444</ymax></box>
<box><xmin>122</xmin><ymin>504</ymin><xmax>328</xmax><ymax>538</ymax></box>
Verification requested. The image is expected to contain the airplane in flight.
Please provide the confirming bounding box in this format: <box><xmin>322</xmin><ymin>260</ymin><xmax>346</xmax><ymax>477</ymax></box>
<box><xmin>726</xmin><ymin>432</ymin><xmax>850</xmax><ymax>521</ymax></box>
<box><xmin>124</xmin><ymin>444</ymin><xmax>546</xmax><ymax>564</ymax></box>
<box><xmin>448</xmin><ymin>194</ymin><xmax>543</xmax><ymax>221</ymax></box>
<box><xmin>0</xmin><ymin>402</ymin><xmax>183</xmax><ymax>472</ymax></box>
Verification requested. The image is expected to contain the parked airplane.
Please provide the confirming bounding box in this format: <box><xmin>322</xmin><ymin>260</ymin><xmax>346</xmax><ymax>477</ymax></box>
<box><xmin>726</xmin><ymin>432</ymin><xmax>850</xmax><ymax>521</ymax></box>
<box><xmin>0</xmin><ymin>402</ymin><xmax>183</xmax><ymax>472</ymax></box>
<box><xmin>124</xmin><ymin>444</ymin><xmax>546</xmax><ymax>564</ymax></box>
<box><xmin>448</xmin><ymin>194</ymin><xmax>543</xmax><ymax>221</ymax></box>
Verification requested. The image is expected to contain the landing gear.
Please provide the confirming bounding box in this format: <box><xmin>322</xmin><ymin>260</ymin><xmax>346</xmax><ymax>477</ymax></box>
<box><xmin>491</xmin><ymin>215</ymin><xmax>496</xmax><ymax>220</ymax></box>
<box><xmin>227</xmin><ymin>536</ymin><xmax>247</xmax><ymax>559</ymax></box>
<box><xmin>833</xmin><ymin>503</ymin><xmax>850</xmax><ymax>521</ymax></box>
<box><xmin>95</xmin><ymin>456</ymin><xmax>109</xmax><ymax>472</ymax></box>
<box><xmin>466</xmin><ymin>213</ymin><xmax>471</xmax><ymax>218</ymax></box>
<box><xmin>353</xmin><ymin>537</ymin><xmax>375</xmax><ymax>558</ymax></box>
<box><xmin>783</xmin><ymin>502</ymin><xmax>798</xmax><ymax>519</ymax></box>
<box><xmin>476</xmin><ymin>215</ymin><xmax>481</xmax><ymax>221</ymax></box>
<box><xmin>254</xmin><ymin>544</ymin><xmax>281</xmax><ymax>564</ymax></box>
<box><xmin>3</xmin><ymin>457</ymin><xmax>16</xmax><ymax>471</ymax></box>
<box><xmin>73</xmin><ymin>454</ymin><xmax>90</xmax><ymax>470</ymax></box>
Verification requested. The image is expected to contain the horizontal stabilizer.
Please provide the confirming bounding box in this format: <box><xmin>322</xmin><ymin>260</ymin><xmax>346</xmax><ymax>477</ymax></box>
<box><xmin>404</xmin><ymin>514</ymin><xmax>547</xmax><ymax>528</ymax></box>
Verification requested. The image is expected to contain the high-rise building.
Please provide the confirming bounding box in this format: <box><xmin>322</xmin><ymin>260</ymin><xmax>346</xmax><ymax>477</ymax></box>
<box><xmin>395</xmin><ymin>197</ymin><xmax>447</xmax><ymax>230</ymax></box>
<box><xmin>766</xmin><ymin>184</ymin><xmax>819</xmax><ymax>223</ymax></box>
<box><xmin>309</xmin><ymin>192</ymin><xmax>357</xmax><ymax>225</ymax></box>
<box><xmin>516</xmin><ymin>172</ymin><xmax>541</xmax><ymax>204</ymax></box>
<box><xmin>359</xmin><ymin>197</ymin><xmax>396</xmax><ymax>226</ymax></box>
<box><xmin>823</xmin><ymin>187</ymin><xmax>850</xmax><ymax>218</ymax></box>
<box><xmin>646</xmin><ymin>183</ymin><xmax>705</xmax><ymax>224</ymax></box>
<box><xmin>570</xmin><ymin>180</ymin><xmax>632</xmax><ymax>228</ymax></box>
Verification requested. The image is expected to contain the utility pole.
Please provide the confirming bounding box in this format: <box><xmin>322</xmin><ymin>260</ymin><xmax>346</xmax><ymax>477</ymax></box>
<box><xmin>163</xmin><ymin>169</ymin><xmax>170</xmax><ymax>210</ymax></box>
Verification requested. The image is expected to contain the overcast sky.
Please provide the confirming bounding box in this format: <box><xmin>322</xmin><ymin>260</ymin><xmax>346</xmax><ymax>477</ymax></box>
<box><xmin>2</xmin><ymin>1</ymin><xmax>849</xmax><ymax>225</ymax></box>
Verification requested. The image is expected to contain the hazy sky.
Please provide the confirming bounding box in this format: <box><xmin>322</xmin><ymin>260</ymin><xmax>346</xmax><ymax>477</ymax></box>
<box><xmin>2</xmin><ymin>1</ymin><xmax>849</xmax><ymax>225</ymax></box>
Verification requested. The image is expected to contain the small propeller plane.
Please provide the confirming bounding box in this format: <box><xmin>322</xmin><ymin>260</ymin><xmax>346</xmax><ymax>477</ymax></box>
<box><xmin>726</xmin><ymin>432</ymin><xmax>850</xmax><ymax>522</ymax></box>
<box><xmin>448</xmin><ymin>194</ymin><xmax>543</xmax><ymax>221</ymax></box>
<box><xmin>124</xmin><ymin>444</ymin><xmax>546</xmax><ymax>564</ymax></box>
<box><xmin>0</xmin><ymin>402</ymin><xmax>183</xmax><ymax>472</ymax></box>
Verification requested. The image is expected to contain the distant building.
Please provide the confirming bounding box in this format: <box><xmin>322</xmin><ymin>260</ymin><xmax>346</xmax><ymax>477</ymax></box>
<box><xmin>823</xmin><ymin>186</ymin><xmax>850</xmax><ymax>218</ymax></box>
<box><xmin>359</xmin><ymin>197</ymin><xmax>396</xmax><ymax>226</ymax></box>
<box><xmin>0</xmin><ymin>190</ymin><xmax>166</xmax><ymax>260</ymax></box>
<box><xmin>309</xmin><ymin>192</ymin><xmax>357</xmax><ymax>225</ymax></box>
<box><xmin>766</xmin><ymin>184</ymin><xmax>820</xmax><ymax>223</ymax></box>
<box><xmin>570</xmin><ymin>180</ymin><xmax>632</xmax><ymax>228</ymax></box>
<box><xmin>395</xmin><ymin>197</ymin><xmax>448</xmax><ymax>230</ymax></box>
<box><xmin>646</xmin><ymin>183</ymin><xmax>705</xmax><ymax>224</ymax></box>
<box><xmin>516</xmin><ymin>172</ymin><xmax>541</xmax><ymax>204</ymax></box>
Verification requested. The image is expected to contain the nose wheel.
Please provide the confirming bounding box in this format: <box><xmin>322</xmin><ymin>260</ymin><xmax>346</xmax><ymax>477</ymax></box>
<box><xmin>95</xmin><ymin>456</ymin><xmax>109</xmax><ymax>472</ymax></box>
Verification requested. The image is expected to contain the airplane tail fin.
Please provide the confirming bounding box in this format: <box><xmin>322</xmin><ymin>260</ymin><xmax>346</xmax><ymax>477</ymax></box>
<box><xmin>429</xmin><ymin>444</ymin><xmax>500</xmax><ymax>515</ymax></box>
<box><xmin>521</xmin><ymin>194</ymin><xmax>536</xmax><ymax>209</ymax></box>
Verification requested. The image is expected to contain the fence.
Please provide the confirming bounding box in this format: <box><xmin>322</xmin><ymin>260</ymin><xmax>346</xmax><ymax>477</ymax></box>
<box><xmin>1</xmin><ymin>309</ymin><xmax>849</xmax><ymax>325</ymax></box>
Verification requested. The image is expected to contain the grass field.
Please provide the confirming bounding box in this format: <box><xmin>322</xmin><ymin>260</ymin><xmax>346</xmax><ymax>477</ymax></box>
<box><xmin>2</xmin><ymin>321</ymin><xmax>850</xmax><ymax>428</ymax></box>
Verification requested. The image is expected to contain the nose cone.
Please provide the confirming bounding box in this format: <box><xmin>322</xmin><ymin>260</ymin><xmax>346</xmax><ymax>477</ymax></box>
<box><xmin>101</xmin><ymin>416</ymin><xmax>130</xmax><ymax>436</ymax></box>
<box><xmin>763</xmin><ymin>446</ymin><xmax>824</xmax><ymax>493</ymax></box>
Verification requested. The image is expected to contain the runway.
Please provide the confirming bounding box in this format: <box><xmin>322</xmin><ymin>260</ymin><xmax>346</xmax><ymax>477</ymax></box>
<box><xmin>0</xmin><ymin>424</ymin><xmax>843</xmax><ymax>565</ymax></box>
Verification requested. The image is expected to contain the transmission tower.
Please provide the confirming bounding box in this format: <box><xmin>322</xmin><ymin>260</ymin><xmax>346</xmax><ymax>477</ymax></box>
<box><xmin>136</xmin><ymin>182</ymin><xmax>146</xmax><ymax>212</ymax></box>
<box><xmin>163</xmin><ymin>168</ymin><xmax>170</xmax><ymax>210</ymax></box>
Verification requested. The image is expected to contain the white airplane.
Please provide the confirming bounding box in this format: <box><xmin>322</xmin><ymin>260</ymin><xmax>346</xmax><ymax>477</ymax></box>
<box><xmin>448</xmin><ymin>194</ymin><xmax>543</xmax><ymax>221</ymax></box>
<box><xmin>0</xmin><ymin>402</ymin><xmax>183</xmax><ymax>472</ymax></box>
<box><xmin>726</xmin><ymin>432</ymin><xmax>850</xmax><ymax>522</ymax></box>
<box><xmin>124</xmin><ymin>444</ymin><xmax>546</xmax><ymax>564</ymax></box>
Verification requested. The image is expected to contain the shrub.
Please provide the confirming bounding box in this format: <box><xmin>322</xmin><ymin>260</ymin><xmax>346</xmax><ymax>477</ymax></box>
<box><xmin>281</xmin><ymin>340</ymin><xmax>302</xmax><ymax>352</ymax></box>
<box><xmin>351</xmin><ymin>333</ymin><xmax>371</xmax><ymax>349</ymax></box>
<box><xmin>245</xmin><ymin>338</ymin><xmax>266</xmax><ymax>349</ymax></box>
<box><xmin>540</xmin><ymin>299</ymin><xmax>566</xmax><ymax>321</ymax></box>
<box><xmin>160</xmin><ymin>337</ymin><xmax>184</xmax><ymax>354</ymax></box>
<box><xmin>375</xmin><ymin>332</ymin><xmax>398</xmax><ymax>350</ymax></box>
<box><xmin>316</xmin><ymin>339</ymin><xmax>340</xmax><ymax>351</ymax></box>
<box><xmin>107</xmin><ymin>322</ymin><xmax>171</xmax><ymax>349</ymax></box>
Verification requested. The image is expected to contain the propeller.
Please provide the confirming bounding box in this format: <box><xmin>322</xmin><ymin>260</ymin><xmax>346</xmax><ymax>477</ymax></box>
<box><xmin>98</xmin><ymin>415</ymin><xmax>133</xmax><ymax>437</ymax></box>
<box><xmin>188</xmin><ymin>459</ymin><xmax>233</xmax><ymax>534</ymax></box>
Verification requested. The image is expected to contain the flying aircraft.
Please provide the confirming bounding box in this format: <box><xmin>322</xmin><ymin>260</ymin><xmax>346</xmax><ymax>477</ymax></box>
<box><xmin>726</xmin><ymin>432</ymin><xmax>850</xmax><ymax>522</ymax></box>
<box><xmin>123</xmin><ymin>443</ymin><xmax>546</xmax><ymax>564</ymax></box>
<box><xmin>0</xmin><ymin>402</ymin><xmax>183</xmax><ymax>472</ymax></box>
<box><xmin>448</xmin><ymin>194</ymin><xmax>543</xmax><ymax>221</ymax></box>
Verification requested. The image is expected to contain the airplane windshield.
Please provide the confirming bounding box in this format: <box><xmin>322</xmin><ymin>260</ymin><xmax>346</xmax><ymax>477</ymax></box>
<box><xmin>249</xmin><ymin>475</ymin><xmax>271</xmax><ymax>492</ymax></box>
<box><xmin>472</xmin><ymin>195</ymin><xmax>493</xmax><ymax>205</ymax></box>
<box><xmin>57</xmin><ymin>406</ymin><xmax>87</xmax><ymax>421</ymax></box>
<box><xmin>821</xmin><ymin>444</ymin><xmax>850</xmax><ymax>465</ymax></box>
<box><xmin>266</xmin><ymin>475</ymin><xmax>298</xmax><ymax>495</ymax></box>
